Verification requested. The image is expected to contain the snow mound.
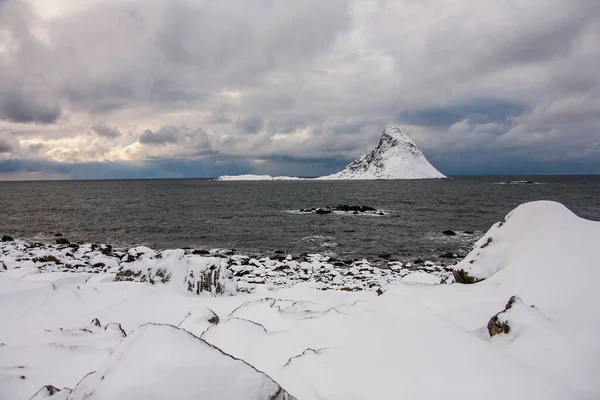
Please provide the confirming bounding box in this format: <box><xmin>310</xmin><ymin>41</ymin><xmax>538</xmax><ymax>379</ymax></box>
<box><xmin>215</xmin><ymin>175</ymin><xmax>305</xmax><ymax>181</ymax></box>
<box><xmin>68</xmin><ymin>323</ymin><xmax>294</xmax><ymax>400</ymax></box>
<box><xmin>30</xmin><ymin>385</ymin><xmax>71</xmax><ymax>399</ymax></box>
<box><xmin>200</xmin><ymin>291</ymin><xmax>576</xmax><ymax>399</ymax></box>
<box><xmin>178</xmin><ymin>308</ymin><xmax>220</xmax><ymax>337</ymax></box>
<box><xmin>454</xmin><ymin>200</ymin><xmax>600</xmax><ymax>284</ymax></box>
<box><xmin>317</xmin><ymin>126</ymin><xmax>445</xmax><ymax>180</ymax></box>
<box><xmin>487</xmin><ymin>296</ymin><xmax>600</xmax><ymax>397</ymax></box>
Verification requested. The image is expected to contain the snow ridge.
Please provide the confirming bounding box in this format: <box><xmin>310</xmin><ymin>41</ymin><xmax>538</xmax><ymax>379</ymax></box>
<box><xmin>318</xmin><ymin>126</ymin><xmax>445</xmax><ymax>180</ymax></box>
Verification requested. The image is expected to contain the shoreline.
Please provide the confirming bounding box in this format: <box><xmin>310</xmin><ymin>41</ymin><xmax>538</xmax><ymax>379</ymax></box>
<box><xmin>0</xmin><ymin>237</ymin><xmax>458</xmax><ymax>294</ymax></box>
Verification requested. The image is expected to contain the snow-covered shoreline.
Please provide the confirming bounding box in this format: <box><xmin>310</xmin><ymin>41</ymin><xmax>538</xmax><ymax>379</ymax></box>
<box><xmin>0</xmin><ymin>239</ymin><xmax>456</xmax><ymax>295</ymax></box>
<box><xmin>2</xmin><ymin>200</ymin><xmax>600</xmax><ymax>399</ymax></box>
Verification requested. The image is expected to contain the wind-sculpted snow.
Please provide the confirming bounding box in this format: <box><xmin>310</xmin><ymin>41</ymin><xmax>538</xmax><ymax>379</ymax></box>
<box><xmin>318</xmin><ymin>126</ymin><xmax>446</xmax><ymax>180</ymax></box>
<box><xmin>67</xmin><ymin>324</ymin><xmax>295</xmax><ymax>399</ymax></box>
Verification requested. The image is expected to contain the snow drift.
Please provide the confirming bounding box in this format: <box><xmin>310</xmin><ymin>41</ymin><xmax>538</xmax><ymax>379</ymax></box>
<box><xmin>67</xmin><ymin>323</ymin><xmax>294</xmax><ymax>399</ymax></box>
<box><xmin>317</xmin><ymin>126</ymin><xmax>445</xmax><ymax>180</ymax></box>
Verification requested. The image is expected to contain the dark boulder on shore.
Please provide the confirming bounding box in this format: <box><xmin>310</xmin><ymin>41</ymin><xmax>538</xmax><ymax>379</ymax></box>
<box><xmin>55</xmin><ymin>238</ymin><xmax>70</xmax><ymax>245</ymax></box>
<box><xmin>1</xmin><ymin>235</ymin><xmax>14</xmax><ymax>242</ymax></box>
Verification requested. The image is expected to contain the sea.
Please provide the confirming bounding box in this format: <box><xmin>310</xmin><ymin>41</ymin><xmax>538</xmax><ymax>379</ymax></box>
<box><xmin>1</xmin><ymin>176</ymin><xmax>599</xmax><ymax>263</ymax></box>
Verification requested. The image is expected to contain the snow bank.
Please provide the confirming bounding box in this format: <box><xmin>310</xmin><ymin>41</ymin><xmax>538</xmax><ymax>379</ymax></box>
<box><xmin>67</xmin><ymin>323</ymin><xmax>294</xmax><ymax>399</ymax></box>
<box><xmin>454</xmin><ymin>201</ymin><xmax>600</xmax><ymax>290</ymax></box>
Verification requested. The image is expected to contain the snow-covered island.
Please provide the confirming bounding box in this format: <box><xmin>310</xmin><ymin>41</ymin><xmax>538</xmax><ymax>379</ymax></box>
<box><xmin>317</xmin><ymin>126</ymin><xmax>445</xmax><ymax>180</ymax></box>
<box><xmin>215</xmin><ymin>174</ymin><xmax>305</xmax><ymax>181</ymax></box>
<box><xmin>215</xmin><ymin>126</ymin><xmax>445</xmax><ymax>181</ymax></box>
<box><xmin>2</xmin><ymin>200</ymin><xmax>599</xmax><ymax>399</ymax></box>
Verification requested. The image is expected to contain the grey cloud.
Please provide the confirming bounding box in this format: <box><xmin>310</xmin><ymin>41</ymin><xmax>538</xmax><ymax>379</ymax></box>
<box><xmin>0</xmin><ymin>140</ymin><xmax>12</xmax><ymax>153</ymax></box>
<box><xmin>92</xmin><ymin>123</ymin><xmax>122</xmax><ymax>138</ymax></box>
<box><xmin>398</xmin><ymin>98</ymin><xmax>527</xmax><ymax>128</ymax></box>
<box><xmin>235</xmin><ymin>116</ymin><xmax>263</xmax><ymax>133</ymax></box>
<box><xmin>0</xmin><ymin>2</ymin><xmax>62</xmax><ymax>124</ymax></box>
<box><xmin>139</xmin><ymin>126</ymin><xmax>181</xmax><ymax>144</ymax></box>
<box><xmin>0</xmin><ymin>93</ymin><xmax>62</xmax><ymax>124</ymax></box>
<box><xmin>27</xmin><ymin>143</ymin><xmax>45</xmax><ymax>153</ymax></box>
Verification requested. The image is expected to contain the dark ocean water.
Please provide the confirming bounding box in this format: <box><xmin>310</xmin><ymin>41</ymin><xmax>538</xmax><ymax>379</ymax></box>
<box><xmin>1</xmin><ymin>176</ymin><xmax>599</xmax><ymax>262</ymax></box>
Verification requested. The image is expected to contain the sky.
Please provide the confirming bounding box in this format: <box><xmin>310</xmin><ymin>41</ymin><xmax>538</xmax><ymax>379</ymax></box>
<box><xmin>0</xmin><ymin>0</ymin><xmax>599</xmax><ymax>180</ymax></box>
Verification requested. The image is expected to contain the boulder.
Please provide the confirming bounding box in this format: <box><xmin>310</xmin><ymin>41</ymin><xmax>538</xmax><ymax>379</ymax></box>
<box><xmin>192</xmin><ymin>249</ymin><xmax>211</xmax><ymax>255</ymax></box>
<box><xmin>442</xmin><ymin>230</ymin><xmax>457</xmax><ymax>236</ymax></box>
<box><xmin>55</xmin><ymin>238</ymin><xmax>70</xmax><ymax>245</ymax></box>
<box><xmin>1</xmin><ymin>235</ymin><xmax>14</xmax><ymax>242</ymax></box>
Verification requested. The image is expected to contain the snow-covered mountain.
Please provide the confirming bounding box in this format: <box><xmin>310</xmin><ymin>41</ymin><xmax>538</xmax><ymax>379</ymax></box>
<box><xmin>318</xmin><ymin>126</ymin><xmax>445</xmax><ymax>180</ymax></box>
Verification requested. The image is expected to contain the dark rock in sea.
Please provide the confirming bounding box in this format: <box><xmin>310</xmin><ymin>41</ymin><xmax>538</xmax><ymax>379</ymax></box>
<box><xmin>413</xmin><ymin>258</ymin><xmax>425</xmax><ymax>264</ymax></box>
<box><xmin>1</xmin><ymin>235</ymin><xmax>14</xmax><ymax>242</ymax></box>
<box><xmin>464</xmin><ymin>230</ymin><xmax>474</xmax><ymax>235</ymax></box>
<box><xmin>379</xmin><ymin>253</ymin><xmax>391</xmax><ymax>259</ymax></box>
<box><xmin>192</xmin><ymin>249</ymin><xmax>210</xmax><ymax>255</ymax></box>
<box><xmin>439</xmin><ymin>252</ymin><xmax>457</xmax><ymax>259</ymax></box>
<box><xmin>360</xmin><ymin>205</ymin><xmax>377</xmax><ymax>212</ymax></box>
<box><xmin>54</xmin><ymin>233</ymin><xmax>63</xmax><ymax>237</ymax></box>
<box><xmin>442</xmin><ymin>230</ymin><xmax>457</xmax><ymax>236</ymax></box>
<box><xmin>353</xmin><ymin>211</ymin><xmax>359</xmax><ymax>214</ymax></box>
<box><xmin>55</xmin><ymin>238</ymin><xmax>70</xmax><ymax>245</ymax></box>
<box><xmin>274</xmin><ymin>250</ymin><xmax>285</xmax><ymax>254</ymax></box>
<box><xmin>315</xmin><ymin>207</ymin><xmax>332</xmax><ymax>214</ymax></box>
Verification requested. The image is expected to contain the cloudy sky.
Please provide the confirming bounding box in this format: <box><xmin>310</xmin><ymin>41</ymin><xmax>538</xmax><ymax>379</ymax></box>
<box><xmin>0</xmin><ymin>0</ymin><xmax>599</xmax><ymax>180</ymax></box>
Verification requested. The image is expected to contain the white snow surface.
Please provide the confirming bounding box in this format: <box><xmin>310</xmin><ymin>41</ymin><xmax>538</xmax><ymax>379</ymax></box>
<box><xmin>1</xmin><ymin>200</ymin><xmax>599</xmax><ymax>399</ymax></box>
<box><xmin>317</xmin><ymin>126</ymin><xmax>446</xmax><ymax>180</ymax></box>
<box><xmin>215</xmin><ymin>174</ymin><xmax>305</xmax><ymax>181</ymax></box>
<box><xmin>67</xmin><ymin>324</ymin><xmax>292</xmax><ymax>399</ymax></box>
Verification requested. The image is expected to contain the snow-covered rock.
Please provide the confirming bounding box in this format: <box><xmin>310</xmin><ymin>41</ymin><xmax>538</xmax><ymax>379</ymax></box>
<box><xmin>453</xmin><ymin>200</ymin><xmax>600</xmax><ymax>289</ymax></box>
<box><xmin>317</xmin><ymin>126</ymin><xmax>445</xmax><ymax>180</ymax></box>
<box><xmin>67</xmin><ymin>323</ymin><xmax>295</xmax><ymax>399</ymax></box>
<box><xmin>215</xmin><ymin>175</ymin><xmax>305</xmax><ymax>181</ymax></box>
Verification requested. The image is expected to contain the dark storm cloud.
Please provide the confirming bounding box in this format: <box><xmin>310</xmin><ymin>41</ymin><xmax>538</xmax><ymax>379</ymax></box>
<box><xmin>139</xmin><ymin>127</ymin><xmax>181</xmax><ymax>145</ymax></box>
<box><xmin>398</xmin><ymin>98</ymin><xmax>527</xmax><ymax>128</ymax></box>
<box><xmin>92</xmin><ymin>123</ymin><xmax>121</xmax><ymax>138</ymax></box>
<box><xmin>0</xmin><ymin>140</ymin><xmax>13</xmax><ymax>153</ymax></box>
<box><xmin>235</xmin><ymin>116</ymin><xmax>263</xmax><ymax>134</ymax></box>
<box><xmin>0</xmin><ymin>156</ymin><xmax>251</xmax><ymax>179</ymax></box>
<box><xmin>0</xmin><ymin>93</ymin><xmax>62</xmax><ymax>124</ymax></box>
